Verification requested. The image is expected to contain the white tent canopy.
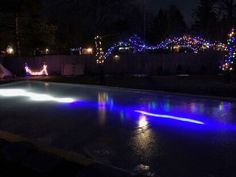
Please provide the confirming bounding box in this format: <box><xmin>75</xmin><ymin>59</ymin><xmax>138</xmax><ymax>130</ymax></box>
<box><xmin>0</xmin><ymin>64</ymin><xmax>12</xmax><ymax>79</ymax></box>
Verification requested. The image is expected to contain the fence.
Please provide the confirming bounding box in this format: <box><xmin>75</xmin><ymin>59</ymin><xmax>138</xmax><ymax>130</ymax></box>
<box><xmin>0</xmin><ymin>51</ymin><xmax>224</xmax><ymax>76</ymax></box>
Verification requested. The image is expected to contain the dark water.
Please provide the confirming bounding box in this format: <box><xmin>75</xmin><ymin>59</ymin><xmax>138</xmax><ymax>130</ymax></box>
<box><xmin>0</xmin><ymin>81</ymin><xmax>236</xmax><ymax>177</ymax></box>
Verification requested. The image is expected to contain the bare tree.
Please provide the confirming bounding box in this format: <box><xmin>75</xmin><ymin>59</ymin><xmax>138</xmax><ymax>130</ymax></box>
<box><xmin>216</xmin><ymin>0</ymin><xmax>236</xmax><ymax>26</ymax></box>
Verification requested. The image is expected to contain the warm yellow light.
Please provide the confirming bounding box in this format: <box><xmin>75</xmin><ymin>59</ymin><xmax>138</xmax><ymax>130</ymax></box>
<box><xmin>138</xmin><ymin>115</ymin><xmax>148</xmax><ymax>128</ymax></box>
<box><xmin>87</xmin><ymin>48</ymin><xmax>93</xmax><ymax>53</ymax></box>
<box><xmin>45</xmin><ymin>48</ymin><xmax>49</xmax><ymax>54</ymax></box>
<box><xmin>229</xmin><ymin>32</ymin><xmax>234</xmax><ymax>37</ymax></box>
<box><xmin>82</xmin><ymin>48</ymin><xmax>93</xmax><ymax>55</ymax></box>
<box><xmin>113</xmin><ymin>55</ymin><xmax>120</xmax><ymax>60</ymax></box>
<box><xmin>6</xmin><ymin>46</ymin><xmax>14</xmax><ymax>55</ymax></box>
<box><xmin>173</xmin><ymin>45</ymin><xmax>180</xmax><ymax>52</ymax></box>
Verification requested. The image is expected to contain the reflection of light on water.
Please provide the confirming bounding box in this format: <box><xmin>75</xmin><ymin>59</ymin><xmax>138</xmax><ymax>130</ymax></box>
<box><xmin>98</xmin><ymin>92</ymin><xmax>107</xmax><ymax>126</ymax></box>
<box><xmin>133</xmin><ymin>129</ymin><xmax>153</xmax><ymax>156</ymax></box>
<box><xmin>120</xmin><ymin>110</ymin><xmax>125</xmax><ymax>121</ymax></box>
<box><xmin>219</xmin><ymin>104</ymin><xmax>224</xmax><ymax>111</ymax></box>
<box><xmin>190</xmin><ymin>103</ymin><xmax>198</xmax><ymax>113</ymax></box>
<box><xmin>148</xmin><ymin>101</ymin><xmax>158</xmax><ymax>111</ymax></box>
<box><xmin>0</xmin><ymin>89</ymin><xmax>76</xmax><ymax>103</ymax></box>
<box><xmin>44</xmin><ymin>82</ymin><xmax>49</xmax><ymax>87</ymax></box>
<box><xmin>135</xmin><ymin>110</ymin><xmax>205</xmax><ymax>125</ymax></box>
<box><xmin>98</xmin><ymin>107</ymin><xmax>106</xmax><ymax>126</ymax></box>
<box><xmin>213</xmin><ymin>102</ymin><xmax>232</xmax><ymax>123</ymax></box>
<box><xmin>132</xmin><ymin>114</ymin><xmax>155</xmax><ymax>158</ymax></box>
<box><xmin>97</xmin><ymin>92</ymin><xmax>115</xmax><ymax>126</ymax></box>
<box><xmin>219</xmin><ymin>102</ymin><xmax>231</xmax><ymax>112</ymax></box>
<box><xmin>147</xmin><ymin>100</ymin><xmax>171</xmax><ymax>112</ymax></box>
<box><xmin>199</xmin><ymin>104</ymin><xmax>205</xmax><ymax>113</ymax></box>
<box><xmin>98</xmin><ymin>92</ymin><xmax>114</xmax><ymax>109</ymax></box>
<box><xmin>138</xmin><ymin>115</ymin><xmax>148</xmax><ymax>128</ymax></box>
<box><xmin>164</xmin><ymin>100</ymin><xmax>171</xmax><ymax>112</ymax></box>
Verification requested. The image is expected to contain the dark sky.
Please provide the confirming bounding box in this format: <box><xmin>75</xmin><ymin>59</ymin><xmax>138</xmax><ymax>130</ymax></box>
<box><xmin>147</xmin><ymin>0</ymin><xmax>199</xmax><ymax>25</ymax></box>
<box><xmin>43</xmin><ymin>0</ymin><xmax>199</xmax><ymax>25</ymax></box>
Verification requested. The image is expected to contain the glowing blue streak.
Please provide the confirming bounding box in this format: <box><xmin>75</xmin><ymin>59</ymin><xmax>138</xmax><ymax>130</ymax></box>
<box><xmin>135</xmin><ymin>110</ymin><xmax>205</xmax><ymax>125</ymax></box>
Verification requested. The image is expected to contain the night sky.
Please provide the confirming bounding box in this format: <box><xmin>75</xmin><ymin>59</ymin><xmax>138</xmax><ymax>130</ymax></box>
<box><xmin>148</xmin><ymin>0</ymin><xmax>199</xmax><ymax>25</ymax></box>
<box><xmin>42</xmin><ymin>0</ymin><xmax>199</xmax><ymax>25</ymax></box>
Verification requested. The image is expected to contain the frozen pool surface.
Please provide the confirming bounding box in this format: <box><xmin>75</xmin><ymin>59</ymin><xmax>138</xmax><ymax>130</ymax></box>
<box><xmin>0</xmin><ymin>81</ymin><xmax>236</xmax><ymax>177</ymax></box>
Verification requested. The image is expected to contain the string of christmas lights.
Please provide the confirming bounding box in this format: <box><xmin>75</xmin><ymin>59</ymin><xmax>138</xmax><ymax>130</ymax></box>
<box><xmin>221</xmin><ymin>29</ymin><xmax>236</xmax><ymax>71</ymax></box>
<box><xmin>95</xmin><ymin>35</ymin><xmax>105</xmax><ymax>64</ymax></box>
<box><xmin>104</xmin><ymin>35</ymin><xmax>226</xmax><ymax>59</ymax></box>
<box><xmin>25</xmin><ymin>63</ymin><xmax>48</xmax><ymax>76</ymax></box>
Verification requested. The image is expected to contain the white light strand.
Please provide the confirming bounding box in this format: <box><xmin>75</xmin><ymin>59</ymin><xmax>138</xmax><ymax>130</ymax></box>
<box><xmin>95</xmin><ymin>35</ymin><xmax>105</xmax><ymax>64</ymax></box>
<box><xmin>0</xmin><ymin>89</ymin><xmax>75</xmax><ymax>103</ymax></box>
<box><xmin>25</xmin><ymin>64</ymin><xmax>48</xmax><ymax>76</ymax></box>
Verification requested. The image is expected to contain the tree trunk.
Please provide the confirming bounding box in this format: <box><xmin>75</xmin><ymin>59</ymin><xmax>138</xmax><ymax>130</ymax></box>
<box><xmin>15</xmin><ymin>13</ymin><xmax>21</xmax><ymax>56</ymax></box>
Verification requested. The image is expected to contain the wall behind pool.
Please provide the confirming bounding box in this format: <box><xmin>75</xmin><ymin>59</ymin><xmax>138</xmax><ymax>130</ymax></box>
<box><xmin>0</xmin><ymin>51</ymin><xmax>224</xmax><ymax>76</ymax></box>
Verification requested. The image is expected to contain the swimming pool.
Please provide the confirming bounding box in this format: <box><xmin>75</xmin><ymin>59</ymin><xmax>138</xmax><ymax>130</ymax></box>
<box><xmin>0</xmin><ymin>81</ymin><xmax>235</xmax><ymax>177</ymax></box>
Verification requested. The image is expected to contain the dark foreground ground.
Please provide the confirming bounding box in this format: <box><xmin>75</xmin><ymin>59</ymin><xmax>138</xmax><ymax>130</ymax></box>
<box><xmin>0</xmin><ymin>134</ymin><xmax>132</xmax><ymax>177</ymax></box>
